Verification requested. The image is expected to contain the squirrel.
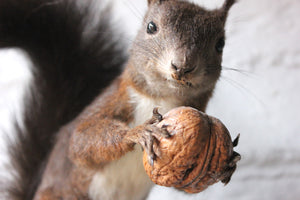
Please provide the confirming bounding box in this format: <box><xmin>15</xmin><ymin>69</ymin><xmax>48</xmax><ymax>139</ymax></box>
<box><xmin>0</xmin><ymin>0</ymin><xmax>237</xmax><ymax>199</ymax></box>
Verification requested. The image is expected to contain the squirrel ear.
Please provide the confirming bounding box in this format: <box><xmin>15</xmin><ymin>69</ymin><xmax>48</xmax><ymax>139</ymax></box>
<box><xmin>147</xmin><ymin>0</ymin><xmax>169</xmax><ymax>6</ymax></box>
<box><xmin>219</xmin><ymin>0</ymin><xmax>236</xmax><ymax>19</ymax></box>
<box><xmin>221</xmin><ymin>0</ymin><xmax>236</xmax><ymax>12</ymax></box>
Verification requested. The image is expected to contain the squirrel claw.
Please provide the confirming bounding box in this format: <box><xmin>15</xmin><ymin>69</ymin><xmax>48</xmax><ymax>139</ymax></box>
<box><xmin>153</xmin><ymin>107</ymin><xmax>163</xmax><ymax>121</ymax></box>
<box><xmin>148</xmin><ymin>155</ymin><xmax>155</xmax><ymax>167</ymax></box>
<box><xmin>221</xmin><ymin>151</ymin><xmax>241</xmax><ymax>185</ymax></box>
<box><xmin>232</xmin><ymin>134</ymin><xmax>240</xmax><ymax>147</ymax></box>
<box><xmin>147</xmin><ymin>107</ymin><xmax>163</xmax><ymax>124</ymax></box>
<box><xmin>160</xmin><ymin>124</ymin><xmax>171</xmax><ymax>138</ymax></box>
<box><xmin>229</xmin><ymin>151</ymin><xmax>241</xmax><ymax>167</ymax></box>
<box><xmin>139</xmin><ymin>123</ymin><xmax>168</xmax><ymax>165</ymax></box>
<box><xmin>141</xmin><ymin>129</ymin><xmax>160</xmax><ymax>166</ymax></box>
<box><xmin>132</xmin><ymin>109</ymin><xmax>170</xmax><ymax>165</ymax></box>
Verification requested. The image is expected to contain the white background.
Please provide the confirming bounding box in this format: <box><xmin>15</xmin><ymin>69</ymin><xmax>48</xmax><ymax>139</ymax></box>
<box><xmin>1</xmin><ymin>0</ymin><xmax>300</xmax><ymax>199</ymax></box>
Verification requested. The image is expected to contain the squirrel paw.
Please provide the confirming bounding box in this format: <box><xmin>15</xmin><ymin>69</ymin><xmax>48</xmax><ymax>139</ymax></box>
<box><xmin>129</xmin><ymin>108</ymin><xmax>170</xmax><ymax>166</ymax></box>
<box><xmin>220</xmin><ymin>134</ymin><xmax>241</xmax><ymax>184</ymax></box>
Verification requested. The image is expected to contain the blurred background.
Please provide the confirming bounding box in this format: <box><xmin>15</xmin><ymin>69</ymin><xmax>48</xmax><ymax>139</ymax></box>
<box><xmin>1</xmin><ymin>0</ymin><xmax>300</xmax><ymax>199</ymax></box>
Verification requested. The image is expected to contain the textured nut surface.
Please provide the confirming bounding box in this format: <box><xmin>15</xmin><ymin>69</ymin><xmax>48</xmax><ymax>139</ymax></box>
<box><xmin>143</xmin><ymin>106</ymin><xmax>240</xmax><ymax>193</ymax></box>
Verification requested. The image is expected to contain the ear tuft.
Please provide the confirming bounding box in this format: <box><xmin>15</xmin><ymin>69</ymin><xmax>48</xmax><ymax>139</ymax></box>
<box><xmin>219</xmin><ymin>0</ymin><xmax>237</xmax><ymax>20</ymax></box>
<box><xmin>222</xmin><ymin>0</ymin><xmax>236</xmax><ymax>12</ymax></box>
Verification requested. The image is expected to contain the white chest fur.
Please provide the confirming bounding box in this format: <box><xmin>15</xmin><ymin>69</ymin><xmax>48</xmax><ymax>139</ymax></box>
<box><xmin>89</xmin><ymin>88</ymin><xmax>179</xmax><ymax>200</ymax></box>
<box><xmin>128</xmin><ymin>87</ymin><xmax>180</xmax><ymax>128</ymax></box>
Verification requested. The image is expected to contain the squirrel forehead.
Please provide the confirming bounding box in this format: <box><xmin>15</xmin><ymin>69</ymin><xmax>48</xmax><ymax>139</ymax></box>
<box><xmin>146</xmin><ymin>1</ymin><xmax>226</xmax><ymax>36</ymax></box>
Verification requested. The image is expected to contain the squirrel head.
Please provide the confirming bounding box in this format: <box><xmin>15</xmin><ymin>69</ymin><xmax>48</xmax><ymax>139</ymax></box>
<box><xmin>128</xmin><ymin>0</ymin><xmax>236</xmax><ymax>98</ymax></box>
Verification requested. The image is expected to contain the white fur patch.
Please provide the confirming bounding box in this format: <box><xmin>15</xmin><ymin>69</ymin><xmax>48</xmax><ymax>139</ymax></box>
<box><xmin>128</xmin><ymin>87</ymin><xmax>180</xmax><ymax>127</ymax></box>
<box><xmin>89</xmin><ymin>146</ymin><xmax>152</xmax><ymax>200</ymax></box>
<box><xmin>89</xmin><ymin>87</ymin><xmax>179</xmax><ymax>200</ymax></box>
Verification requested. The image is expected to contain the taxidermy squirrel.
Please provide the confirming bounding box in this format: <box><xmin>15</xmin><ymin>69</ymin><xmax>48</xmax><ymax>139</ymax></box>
<box><xmin>0</xmin><ymin>0</ymin><xmax>237</xmax><ymax>199</ymax></box>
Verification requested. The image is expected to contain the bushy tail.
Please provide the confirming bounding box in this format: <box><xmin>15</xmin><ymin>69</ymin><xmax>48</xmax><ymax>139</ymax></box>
<box><xmin>0</xmin><ymin>0</ymin><xmax>126</xmax><ymax>199</ymax></box>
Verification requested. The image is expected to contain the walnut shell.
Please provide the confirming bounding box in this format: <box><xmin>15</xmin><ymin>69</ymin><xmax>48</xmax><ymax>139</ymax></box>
<box><xmin>143</xmin><ymin>106</ymin><xmax>240</xmax><ymax>193</ymax></box>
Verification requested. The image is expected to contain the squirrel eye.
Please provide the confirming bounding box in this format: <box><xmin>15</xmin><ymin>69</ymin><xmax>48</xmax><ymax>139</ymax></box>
<box><xmin>215</xmin><ymin>37</ymin><xmax>225</xmax><ymax>53</ymax></box>
<box><xmin>147</xmin><ymin>21</ymin><xmax>157</xmax><ymax>34</ymax></box>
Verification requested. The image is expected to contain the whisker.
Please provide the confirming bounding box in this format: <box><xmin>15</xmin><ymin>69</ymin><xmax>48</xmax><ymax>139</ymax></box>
<box><xmin>222</xmin><ymin>66</ymin><xmax>257</xmax><ymax>78</ymax></box>
<box><xmin>121</xmin><ymin>0</ymin><xmax>144</xmax><ymax>21</ymax></box>
<box><xmin>221</xmin><ymin>76</ymin><xmax>265</xmax><ymax>106</ymax></box>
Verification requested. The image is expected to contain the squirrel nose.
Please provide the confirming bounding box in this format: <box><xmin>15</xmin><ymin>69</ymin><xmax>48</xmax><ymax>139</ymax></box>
<box><xmin>171</xmin><ymin>61</ymin><xmax>196</xmax><ymax>79</ymax></box>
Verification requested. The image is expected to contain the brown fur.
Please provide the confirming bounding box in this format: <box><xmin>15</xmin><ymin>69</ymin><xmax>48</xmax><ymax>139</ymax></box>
<box><xmin>34</xmin><ymin>77</ymin><xmax>137</xmax><ymax>199</ymax></box>
<box><xmin>69</xmin><ymin>78</ymin><xmax>136</xmax><ymax>169</ymax></box>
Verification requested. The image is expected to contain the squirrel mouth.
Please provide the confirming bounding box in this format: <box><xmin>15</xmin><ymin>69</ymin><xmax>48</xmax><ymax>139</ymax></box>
<box><xmin>170</xmin><ymin>74</ymin><xmax>193</xmax><ymax>87</ymax></box>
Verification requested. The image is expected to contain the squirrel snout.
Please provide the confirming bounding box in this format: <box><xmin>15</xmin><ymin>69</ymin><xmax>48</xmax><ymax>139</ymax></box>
<box><xmin>171</xmin><ymin>61</ymin><xmax>197</xmax><ymax>80</ymax></box>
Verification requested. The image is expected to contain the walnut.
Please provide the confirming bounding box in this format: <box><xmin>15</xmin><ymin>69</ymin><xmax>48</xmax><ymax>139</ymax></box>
<box><xmin>143</xmin><ymin>107</ymin><xmax>240</xmax><ymax>193</ymax></box>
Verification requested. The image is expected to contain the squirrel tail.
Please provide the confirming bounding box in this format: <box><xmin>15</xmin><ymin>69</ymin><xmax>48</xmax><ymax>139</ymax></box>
<box><xmin>0</xmin><ymin>0</ymin><xmax>126</xmax><ymax>199</ymax></box>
